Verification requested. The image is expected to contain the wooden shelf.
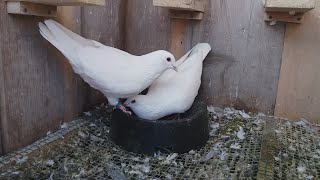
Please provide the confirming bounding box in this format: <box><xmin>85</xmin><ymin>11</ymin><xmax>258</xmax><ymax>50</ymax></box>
<box><xmin>6</xmin><ymin>0</ymin><xmax>105</xmax><ymax>6</ymax></box>
<box><xmin>265</xmin><ymin>0</ymin><xmax>315</xmax><ymax>13</ymax></box>
<box><xmin>153</xmin><ymin>0</ymin><xmax>205</xmax><ymax>12</ymax></box>
<box><xmin>6</xmin><ymin>0</ymin><xmax>105</xmax><ymax>17</ymax></box>
<box><xmin>153</xmin><ymin>0</ymin><xmax>206</xmax><ymax>20</ymax></box>
<box><xmin>264</xmin><ymin>0</ymin><xmax>315</xmax><ymax>23</ymax></box>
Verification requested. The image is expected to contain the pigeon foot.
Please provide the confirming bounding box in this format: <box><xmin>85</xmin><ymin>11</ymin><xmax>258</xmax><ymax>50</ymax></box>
<box><xmin>113</xmin><ymin>103</ymin><xmax>132</xmax><ymax>116</ymax></box>
<box><xmin>119</xmin><ymin>105</ymin><xmax>132</xmax><ymax>116</ymax></box>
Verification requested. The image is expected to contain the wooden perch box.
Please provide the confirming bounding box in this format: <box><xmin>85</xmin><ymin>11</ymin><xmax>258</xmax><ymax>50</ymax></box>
<box><xmin>6</xmin><ymin>0</ymin><xmax>105</xmax><ymax>17</ymax></box>
<box><xmin>265</xmin><ymin>0</ymin><xmax>315</xmax><ymax>13</ymax></box>
<box><xmin>6</xmin><ymin>0</ymin><xmax>106</xmax><ymax>6</ymax></box>
<box><xmin>153</xmin><ymin>0</ymin><xmax>205</xmax><ymax>12</ymax></box>
<box><xmin>7</xmin><ymin>2</ymin><xmax>57</xmax><ymax>17</ymax></box>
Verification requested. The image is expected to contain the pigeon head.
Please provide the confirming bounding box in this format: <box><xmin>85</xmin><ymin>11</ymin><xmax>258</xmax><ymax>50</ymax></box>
<box><xmin>151</xmin><ymin>50</ymin><xmax>177</xmax><ymax>72</ymax></box>
<box><xmin>124</xmin><ymin>95</ymin><xmax>159</xmax><ymax>120</ymax></box>
<box><xmin>124</xmin><ymin>96</ymin><xmax>140</xmax><ymax>108</ymax></box>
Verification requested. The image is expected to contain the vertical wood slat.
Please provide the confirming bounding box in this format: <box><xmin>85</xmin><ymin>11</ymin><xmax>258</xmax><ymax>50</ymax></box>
<box><xmin>0</xmin><ymin>2</ymin><xmax>83</xmax><ymax>154</ymax></box>
<box><xmin>0</xmin><ymin>2</ymin><xmax>6</xmax><ymax>154</ymax></box>
<box><xmin>170</xmin><ymin>19</ymin><xmax>188</xmax><ymax>59</ymax></box>
<box><xmin>274</xmin><ymin>1</ymin><xmax>320</xmax><ymax>123</ymax></box>
<box><xmin>125</xmin><ymin>0</ymin><xmax>171</xmax><ymax>55</ymax></box>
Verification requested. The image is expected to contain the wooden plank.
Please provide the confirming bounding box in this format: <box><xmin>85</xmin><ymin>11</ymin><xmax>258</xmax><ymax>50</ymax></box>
<box><xmin>191</xmin><ymin>0</ymin><xmax>285</xmax><ymax>114</ymax></box>
<box><xmin>274</xmin><ymin>1</ymin><xmax>320</xmax><ymax>123</ymax></box>
<box><xmin>0</xmin><ymin>0</ymin><xmax>9</xmax><ymax>156</ymax></box>
<box><xmin>265</xmin><ymin>0</ymin><xmax>315</xmax><ymax>13</ymax></box>
<box><xmin>170</xmin><ymin>10</ymin><xmax>203</xmax><ymax>20</ymax></box>
<box><xmin>126</xmin><ymin>0</ymin><xmax>171</xmax><ymax>55</ymax></box>
<box><xmin>7</xmin><ymin>2</ymin><xmax>57</xmax><ymax>17</ymax></box>
<box><xmin>6</xmin><ymin>0</ymin><xmax>105</xmax><ymax>6</ymax></box>
<box><xmin>0</xmin><ymin>1</ymin><xmax>84</xmax><ymax>154</ymax></box>
<box><xmin>170</xmin><ymin>19</ymin><xmax>189</xmax><ymax>59</ymax></box>
<box><xmin>264</xmin><ymin>11</ymin><xmax>304</xmax><ymax>23</ymax></box>
<box><xmin>0</xmin><ymin>4</ymin><xmax>5</xmax><ymax>155</ymax></box>
<box><xmin>153</xmin><ymin>0</ymin><xmax>205</xmax><ymax>12</ymax></box>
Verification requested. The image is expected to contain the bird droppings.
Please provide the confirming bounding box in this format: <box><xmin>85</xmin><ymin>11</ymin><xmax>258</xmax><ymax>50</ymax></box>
<box><xmin>0</xmin><ymin>106</ymin><xmax>319</xmax><ymax>179</ymax></box>
<box><xmin>236</xmin><ymin>126</ymin><xmax>246</xmax><ymax>140</ymax></box>
<box><xmin>15</xmin><ymin>156</ymin><xmax>28</xmax><ymax>165</ymax></box>
<box><xmin>44</xmin><ymin>160</ymin><xmax>55</xmax><ymax>167</ymax></box>
<box><xmin>270</xmin><ymin>20</ymin><xmax>277</xmax><ymax>26</ymax></box>
<box><xmin>84</xmin><ymin>111</ymin><xmax>92</xmax><ymax>117</ymax></box>
<box><xmin>59</xmin><ymin>122</ymin><xmax>68</xmax><ymax>129</ymax></box>
<box><xmin>230</xmin><ymin>143</ymin><xmax>241</xmax><ymax>149</ymax></box>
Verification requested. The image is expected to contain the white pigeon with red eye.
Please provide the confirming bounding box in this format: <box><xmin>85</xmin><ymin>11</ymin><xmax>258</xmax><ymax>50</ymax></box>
<box><xmin>124</xmin><ymin>43</ymin><xmax>211</xmax><ymax>120</ymax></box>
<box><xmin>38</xmin><ymin>20</ymin><xmax>177</xmax><ymax>115</ymax></box>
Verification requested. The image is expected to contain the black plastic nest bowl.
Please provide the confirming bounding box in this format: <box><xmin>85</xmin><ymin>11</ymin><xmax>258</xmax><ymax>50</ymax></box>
<box><xmin>109</xmin><ymin>99</ymin><xmax>209</xmax><ymax>155</ymax></box>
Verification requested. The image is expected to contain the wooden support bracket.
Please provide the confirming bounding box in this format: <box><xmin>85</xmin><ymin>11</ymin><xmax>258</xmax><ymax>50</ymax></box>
<box><xmin>170</xmin><ymin>10</ymin><xmax>203</xmax><ymax>20</ymax></box>
<box><xmin>264</xmin><ymin>11</ymin><xmax>304</xmax><ymax>24</ymax></box>
<box><xmin>6</xmin><ymin>0</ymin><xmax>105</xmax><ymax>17</ymax></box>
<box><xmin>265</xmin><ymin>0</ymin><xmax>315</xmax><ymax>13</ymax></box>
<box><xmin>153</xmin><ymin>0</ymin><xmax>205</xmax><ymax>12</ymax></box>
<box><xmin>264</xmin><ymin>0</ymin><xmax>314</xmax><ymax>24</ymax></box>
<box><xmin>153</xmin><ymin>0</ymin><xmax>206</xmax><ymax>20</ymax></box>
<box><xmin>7</xmin><ymin>2</ymin><xmax>57</xmax><ymax>17</ymax></box>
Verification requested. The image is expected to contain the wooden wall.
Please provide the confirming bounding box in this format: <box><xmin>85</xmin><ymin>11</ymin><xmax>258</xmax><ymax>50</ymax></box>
<box><xmin>0</xmin><ymin>0</ymin><xmax>125</xmax><ymax>155</ymax></box>
<box><xmin>125</xmin><ymin>0</ymin><xmax>285</xmax><ymax>114</ymax></box>
<box><xmin>275</xmin><ymin>1</ymin><xmax>320</xmax><ymax>123</ymax></box>
<box><xmin>126</xmin><ymin>0</ymin><xmax>171</xmax><ymax>54</ymax></box>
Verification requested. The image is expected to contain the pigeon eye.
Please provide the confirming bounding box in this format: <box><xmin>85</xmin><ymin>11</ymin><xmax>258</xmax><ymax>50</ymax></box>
<box><xmin>131</xmin><ymin>100</ymin><xmax>136</xmax><ymax>103</ymax></box>
<box><xmin>167</xmin><ymin>57</ymin><xmax>171</xmax><ymax>62</ymax></box>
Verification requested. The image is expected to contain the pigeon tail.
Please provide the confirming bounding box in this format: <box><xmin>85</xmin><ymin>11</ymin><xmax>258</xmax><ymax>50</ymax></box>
<box><xmin>39</xmin><ymin>20</ymin><xmax>86</xmax><ymax>72</ymax></box>
<box><xmin>175</xmin><ymin>43</ymin><xmax>211</xmax><ymax>68</ymax></box>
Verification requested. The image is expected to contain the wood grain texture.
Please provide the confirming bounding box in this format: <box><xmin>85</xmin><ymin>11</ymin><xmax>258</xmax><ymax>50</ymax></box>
<box><xmin>0</xmin><ymin>3</ymin><xmax>5</xmax><ymax>155</ymax></box>
<box><xmin>170</xmin><ymin>19</ymin><xmax>188</xmax><ymax>59</ymax></box>
<box><xmin>190</xmin><ymin>0</ymin><xmax>285</xmax><ymax>114</ymax></box>
<box><xmin>126</xmin><ymin>0</ymin><xmax>171</xmax><ymax>55</ymax></box>
<box><xmin>275</xmin><ymin>1</ymin><xmax>320</xmax><ymax>123</ymax></box>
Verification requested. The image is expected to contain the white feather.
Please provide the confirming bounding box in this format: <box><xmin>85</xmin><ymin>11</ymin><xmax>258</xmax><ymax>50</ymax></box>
<box><xmin>125</xmin><ymin>43</ymin><xmax>211</xmax><ymax>120</ymax></box>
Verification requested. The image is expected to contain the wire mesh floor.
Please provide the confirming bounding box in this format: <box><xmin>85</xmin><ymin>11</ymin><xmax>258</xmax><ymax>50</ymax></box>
<box><xmin>0</xmin><ymin>105</ymin><xmax>319</xmax><ymax>179</ymax></box>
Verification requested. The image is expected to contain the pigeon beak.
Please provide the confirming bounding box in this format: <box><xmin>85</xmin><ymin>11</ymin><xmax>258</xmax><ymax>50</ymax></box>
<box><xmin>172</xmin><ymin>65</ymin><xmax>178</xmax><ymax>72</ymax></box>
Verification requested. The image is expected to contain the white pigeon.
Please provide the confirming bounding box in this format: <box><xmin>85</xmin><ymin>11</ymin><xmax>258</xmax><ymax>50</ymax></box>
<box><xmin>38</xmin><ymin>20</ymin><xmax>177</xmax><ymax>115</ymax></box>
<box><xmin>124</xmin><ymin>43</ymin><xmax>211</xmax><ymax>120</ymax></box>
